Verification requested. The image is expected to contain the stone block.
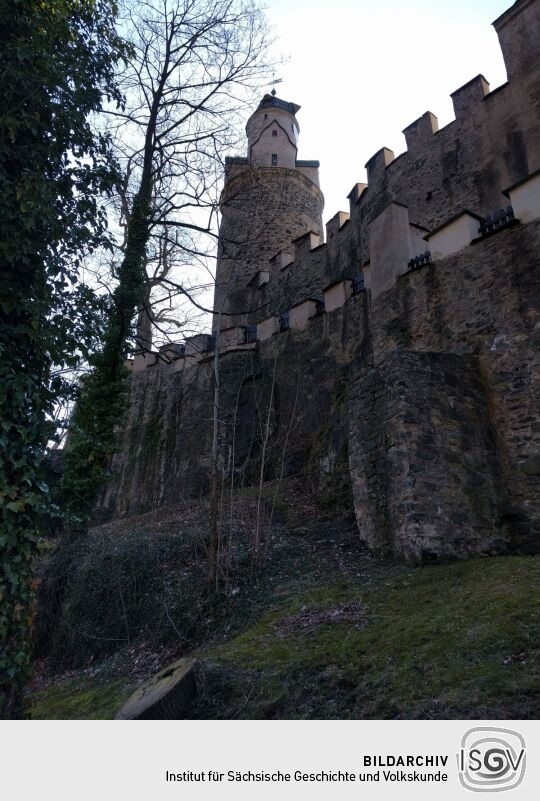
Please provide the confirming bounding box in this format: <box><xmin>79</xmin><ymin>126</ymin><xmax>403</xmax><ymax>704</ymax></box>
<box><xmin>403</xmin><ymin>111</ymin><xmax>439</xmax><ymax>150</ymax></box>
<box><xmin>115</xmin><ymin>658</ymin><xmax>204</xmax><ymax>720</ymax></box>
<box><xmin>218</xmin><ymin>326</ymin><xmax>245</xmax><ymax>349</ymax></box>
<box><xmin>504</xmin><ymin>169</ymin><xmax>540</xmax><ymax>223</ymax></box>
<box><xmin>347</xmin><ymin>182</ymin><xmax>367</xmax><ymax>210</ymax></box>
<box><xmin>248</xmin><ymin>269</ymin><xmax>270</xmax><ymax>288</ymax></box>
<box><xmin>289</xmin><ymin>299</ymin><xmax>318</xmax><ymax>331</ymax></box>
<box><xmin>293</xmin><ymin>230</ymin><xmax>321</xmax><ymax>260</ymax></box>
<box><xmin>132</xmin><ymin>352</ymin><xmax>158</xmax><ymax>372</ymax></box>
<box><xmin>326</xmin><ymin>211</ymin><xmax>350</xmax><ymax>241</ymax></box>
<box><xmin>158</xmin><ymin>342</ymin><xmax>186</xmax><ymax>361</ymax></box>
<box><xmin>323</xmin><ymin>280</ymin><xmax>353</xmax><ymax>313</ymax></box>
<box><xmin>269</xmin><ymin>251</ymin><xmax>293</xmax><ymax>272</ymax></box>
<box><xmin>257</xmin><ymin>316</ymin><xmax>279</xmax><ymax>341</ymax></box>
<box><xmin>451</xmin><ymin>75</ymin><xmax>490</xmax><ymax>120</ymax></box>
<box><xmin>425</xmin><ymin>211</ymin><xmax>483</xmax><ymax>259</ymax></box>
<box><xmin>365</xmin><ymin>147</ymin><xmax>395</xmax><ymax>184</ymax></box>
<box><xmin>368</xmin><ymin>202</ymin><xmax>418</xmax><ymax>299</ymax></box>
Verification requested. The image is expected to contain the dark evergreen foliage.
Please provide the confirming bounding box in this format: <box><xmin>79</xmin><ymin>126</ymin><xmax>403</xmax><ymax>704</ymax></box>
<box><xmin>0</xmin><ymin>0</ymin><xmax>126</xmax><ymax>717</ymax></box>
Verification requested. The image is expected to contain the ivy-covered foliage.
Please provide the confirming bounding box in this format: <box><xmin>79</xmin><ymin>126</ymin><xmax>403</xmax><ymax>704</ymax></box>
<box><xmin>0</xmin><ymin>0</ymin><xmax>126</xmax><ymax>718</ymax></box>
<box><xmin>61</xmin><ymin>190</ymin><xmax>151</xmax><ymax>530</ymax></box>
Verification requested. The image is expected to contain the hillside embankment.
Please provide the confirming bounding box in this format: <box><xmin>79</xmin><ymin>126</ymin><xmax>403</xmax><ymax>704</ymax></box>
<box><xmin>28</xmin><ymin>481</ymin><xmax>540</xmax><ymax>719</ymax></box>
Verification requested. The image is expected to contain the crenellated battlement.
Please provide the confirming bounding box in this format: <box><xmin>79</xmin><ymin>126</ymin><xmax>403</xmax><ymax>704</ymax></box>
<box><xmin>252</xmin><ymin>0</ymin><xmax>540</xmax><ymax>309</ymax></box>
<box><xmin>402</xmin><ymin>111</ymin><xmax>439</xmax><ymax>151</ymax></box>
<box><xmin>132</xmin><ymin>164</ymin><xmax>540</xmax><ymax>373</ymax></box>
<box><xmin>107</xmin><ymin>0</ymin><xmax>540</xmax><ymax>563</ymax></box>
<box><xmin>493</xmin><ymin>0</ymin><xmax>540</xmax><ymax>80</ymax></box>
<box><xmin>210</xmin><ymin>0</ymin><xmax>540</xmax><ymax>345</ymax></box>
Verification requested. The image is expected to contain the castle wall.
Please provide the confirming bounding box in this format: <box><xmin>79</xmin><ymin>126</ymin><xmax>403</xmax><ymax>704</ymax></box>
<box><xmin>238</xmin><ymin>0</ymin><xmax>540</xmax><ymax>307</ymax></box>
<box><xmin>95</xmin><ymin>291</ymin><xmax>369</xmax><ymax>521</ymax></box>
<box><xmin>97</xmin><ymin>346</ymin><xmax>269</xmax><ymax>520</ymax></box>
<box><xmin>362</xmin><ymin>220</ymin><xmax>540</xmax><ymax>553</ymax></box>
<box><xmin>98</xmin><ymin>215</ymin><xmax>539</xmax><ymax>560</ymax></box>
<box><xmin>348</xmin><ymin>352</ymin><xmax>507</xmax><ymax>560</ymax></box>
<box><xmin>349</xmin><ymin>15</ymin><xmax>540</xmax><ymax>254</ymax></box>
<box><xmin>252</xmin><ymin>0</ymin><xmax>540</xmax><ymax>318</ymax></box>
<box><xmin>98</xmin><ymin>357</ymin><xmax>213</xmax><ymax>519</ymax></box>
<box><xmin>96</xmin><ymin>0</ymin><xmax>540</xmax><ymax>560</ymax></box>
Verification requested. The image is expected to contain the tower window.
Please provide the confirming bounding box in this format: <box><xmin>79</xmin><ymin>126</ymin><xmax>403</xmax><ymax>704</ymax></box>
<box><xmin>271</xmin><ymin>154</ymin><xmax>278</xmax><ymax>165</ymax></box>
<box><xmin>272</xmin><ymin>129</ymin><xmax>277</xmax><ymax>137</ymax></box>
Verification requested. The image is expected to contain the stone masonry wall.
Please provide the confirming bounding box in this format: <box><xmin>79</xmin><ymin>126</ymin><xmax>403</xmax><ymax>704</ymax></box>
<box><xmin>96</xmin><ymin>293</ymin><xmax>369</xmax><ymax>521</ymax></box>
<box><xmin>97</xmin><ymin>348</ymin><xmax>261</xmax><ymax>520</ymax></box>
<box><xmin>95</xmin><ymin>0</ymin><xmax>540</xmax><ymax>560</ymax></box>
<box><xmin>368</xmin><ymin>220</ymin><xmax>540</xmax><ymax>550</ymax></box>
<box><xmin>253</xmin><ymin>0</ymin><xmax>540</xmax><ymax>322</ymax></box>
<box><xmin>213</xmin><ymin>167</ymin><xmax>324</xmax><ymax>329</ymax></box>
<box><xmin>348</xmin><ymin>352</ymin><xmax>508</xmax><ymax>561</ymax></box>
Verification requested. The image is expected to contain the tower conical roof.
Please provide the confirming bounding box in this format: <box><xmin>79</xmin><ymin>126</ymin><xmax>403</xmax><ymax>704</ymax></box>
<box><xmin>256</xmin><ymin>94</ymin><xmax>300</xmax><ymax>115</ymax></box>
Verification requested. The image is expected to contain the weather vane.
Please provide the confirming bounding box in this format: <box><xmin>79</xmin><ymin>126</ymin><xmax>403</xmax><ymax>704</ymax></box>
<box><xmin>270</xmin><ymin>73</ymin><xmax>283</xmax><ymax>96</ymax></box>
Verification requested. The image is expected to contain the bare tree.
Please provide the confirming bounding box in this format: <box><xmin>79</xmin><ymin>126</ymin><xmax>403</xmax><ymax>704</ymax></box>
<box><xmin>207</xmin><ymin>311</ymin><xmax>222</xmax><ymax>591</ymax></box>
<box><xmin>106</xmin><ymin>0</ymin><xmax>274</xmax><ymax>347</ymax></box>
<box><xmin>62</xmin><ymin>0</ymin><xmax>274</xmax><ymax>536</ymax></box>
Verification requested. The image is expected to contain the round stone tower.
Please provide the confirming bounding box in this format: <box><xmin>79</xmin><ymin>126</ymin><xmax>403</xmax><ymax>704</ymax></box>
<box><xmin>213</xmin><ymin>94</ymin><xmax>324</xmax><ymax>330</ymax></box>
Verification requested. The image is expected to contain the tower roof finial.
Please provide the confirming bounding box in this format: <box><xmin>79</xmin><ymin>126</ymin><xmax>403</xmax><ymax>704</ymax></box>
<box><xmin>270</xmin><ymin>73</ymin><xmax>282</xmax><ymax>97</ymax></box>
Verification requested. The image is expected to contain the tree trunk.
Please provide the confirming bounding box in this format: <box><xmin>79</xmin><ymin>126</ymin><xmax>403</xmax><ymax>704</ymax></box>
<box><xmin>207</xmin><ymin>314</ymin><xmax>221</xmax><ymax>592</ymax></box>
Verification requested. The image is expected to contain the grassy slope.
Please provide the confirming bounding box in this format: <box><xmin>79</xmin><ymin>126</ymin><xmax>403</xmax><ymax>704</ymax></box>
<box><xmin>194</xmin><ymin>556</ymin><xmax>539</xmax><ymax>719</ymax></box>
<box><xmin>30</xmin><ymin>555</ymin><xmax>539</xmax><ymax>720</ymax></box>
<box><xmin>30</xmin><ymin>679</ymin><xmax>133</xmax><ymax>720</ymax></box>
<box><xmin>26</xmin><ymin>488</ymin><xmax>540</xmax><ymax>720</ymax></box>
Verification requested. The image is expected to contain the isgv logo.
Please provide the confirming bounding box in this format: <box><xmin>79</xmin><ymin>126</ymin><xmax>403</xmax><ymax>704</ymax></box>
<box><xmin>457</xmin><ymin>727</ymin><xmax>526</xmax><ymax>792</ymax></box>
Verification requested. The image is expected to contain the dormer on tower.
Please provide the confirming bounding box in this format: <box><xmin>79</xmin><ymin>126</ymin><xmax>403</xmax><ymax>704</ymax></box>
<box><xmin>246</xmin><ymin>94</ymin><xmax>300</xmax><ymax>169</ymax></box>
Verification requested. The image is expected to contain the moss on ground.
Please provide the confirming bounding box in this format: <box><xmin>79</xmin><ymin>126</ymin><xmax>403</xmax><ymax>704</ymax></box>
<box><xmin>198</xmin><ymin>555</ymin><xmax>540</xmax><ymax>719</ymax></box>
<box><xmin>29</xmin><ymin>490</ymin><xmax>540</xmax><ymax>719</ymax></box>
<box><xmin>28</xmin><ymin>678</ymin><xmax>134</xmax><ymax>720</ymax></box>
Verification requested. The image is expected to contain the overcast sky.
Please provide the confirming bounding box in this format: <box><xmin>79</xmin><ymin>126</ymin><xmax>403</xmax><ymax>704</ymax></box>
<box><xmin>258</xmin><ymin>0</ymin><xmax>512</xmax><ymax>221</ymax></box>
